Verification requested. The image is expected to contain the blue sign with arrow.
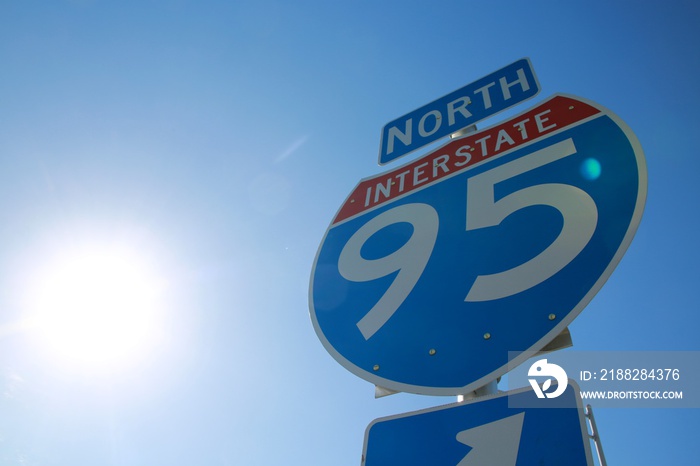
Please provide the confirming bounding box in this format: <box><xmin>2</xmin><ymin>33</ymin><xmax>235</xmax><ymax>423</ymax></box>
<box><xmin>309</xmin><ymin>94</ymin><xmax>647</xmax><ymax>395</ymax></box>
<box><xmin>362</xmin><ymin>382</ymin><xmax>594</xmax><ymax>466</ymax></box>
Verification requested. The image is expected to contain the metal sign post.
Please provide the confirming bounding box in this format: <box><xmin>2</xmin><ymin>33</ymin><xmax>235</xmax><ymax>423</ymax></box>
<box><xmin>585</xmin><ymin>404</ymin><xmax>608</xmax><ymax>466</ymax></box>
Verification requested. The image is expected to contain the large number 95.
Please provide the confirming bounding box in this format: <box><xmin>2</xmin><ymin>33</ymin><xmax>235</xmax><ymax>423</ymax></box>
<box><xmin>337</xmin><ymin>138</ymin><xmax>598</xmax><ymax>340</ymax></box>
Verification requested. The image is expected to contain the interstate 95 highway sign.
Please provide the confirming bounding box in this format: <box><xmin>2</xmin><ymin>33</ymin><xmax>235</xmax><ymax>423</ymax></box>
<box><xmin>309</xmin><ymin>94</ymin><xmax>647</xmax><ymax>396</ymax></box>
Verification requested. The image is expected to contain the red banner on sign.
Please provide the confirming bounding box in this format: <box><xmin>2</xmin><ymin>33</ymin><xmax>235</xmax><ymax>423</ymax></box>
<box><xmin>333</xmin><ymin>95</ymin><xmax>600</xmax><ymax>225</ymax></box>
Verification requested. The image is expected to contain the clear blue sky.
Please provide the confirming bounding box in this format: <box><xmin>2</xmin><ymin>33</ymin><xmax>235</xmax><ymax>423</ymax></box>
<box><xmin>1</xmin><ymin>1</ymin><xmax>699</xmax><ymax>465</ymax></box>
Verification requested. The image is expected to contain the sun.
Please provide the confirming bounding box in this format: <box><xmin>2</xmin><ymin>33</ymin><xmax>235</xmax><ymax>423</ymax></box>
<box><xmin>25</xmin><ymin>244</ymin><xmax>166</xmax><ymax>372</ymax></box>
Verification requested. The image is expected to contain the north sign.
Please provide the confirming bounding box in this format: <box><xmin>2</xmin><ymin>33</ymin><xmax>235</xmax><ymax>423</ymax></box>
<box><xmin>309</xmin><ymin>94</ymin><xmax>647</xmax><ymax>395</ymax></box>
<box><xmin>378</xmin><ymin>58</ymin><xmax>540</xmax><ymax>165</ymax></box>
<box><xmin>362</xmin><ymin>382</ymin><xmax>594</xmax><ymax>466</ymax></box>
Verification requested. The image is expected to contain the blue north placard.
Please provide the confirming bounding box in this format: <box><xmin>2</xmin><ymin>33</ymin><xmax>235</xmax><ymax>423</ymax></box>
<box><xmin>378</xmin><ymin>58</ymin><xmax>540</xmax><ymax>165</ymax></box>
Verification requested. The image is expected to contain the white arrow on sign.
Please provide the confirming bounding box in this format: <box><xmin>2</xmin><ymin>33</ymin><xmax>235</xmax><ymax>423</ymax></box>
<box><xmin>456</xmin><ymin>412</ymin><xmax>525</xmax><ymax>466</ymax></box>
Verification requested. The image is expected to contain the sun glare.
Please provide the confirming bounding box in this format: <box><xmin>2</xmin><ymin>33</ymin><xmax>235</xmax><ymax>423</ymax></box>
<box><xmin>26</xmin><ymin>245</ymin><xmax>166</xmax><ymax>372</ymax></box>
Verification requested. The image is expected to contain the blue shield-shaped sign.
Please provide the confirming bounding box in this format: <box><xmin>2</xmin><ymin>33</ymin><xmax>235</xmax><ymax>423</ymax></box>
<box><xmin>309</xmin><ymin>94</ymin><xmax>647</xmax><ymax>395</ymax></box>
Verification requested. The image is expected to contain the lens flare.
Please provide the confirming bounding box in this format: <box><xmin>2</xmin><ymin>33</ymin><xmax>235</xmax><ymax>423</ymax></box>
<box><xmin>580</xmin><ymin>158</ymin><xmax>602</xmax><ymax>181</ymax></box>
